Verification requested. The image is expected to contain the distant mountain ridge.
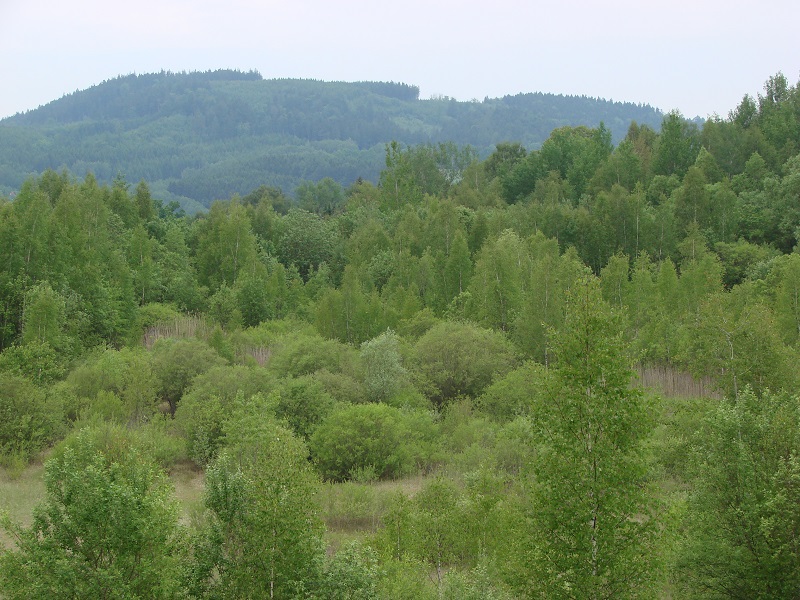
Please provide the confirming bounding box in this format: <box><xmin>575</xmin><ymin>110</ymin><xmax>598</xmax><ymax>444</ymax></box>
<box><xmin>0</xmin><ymin>69</ymin><xmax>665</xmax><ymax>212</ymax></box>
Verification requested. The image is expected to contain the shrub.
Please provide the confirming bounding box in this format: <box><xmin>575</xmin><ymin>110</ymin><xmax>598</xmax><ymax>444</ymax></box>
<box><xmin>412</xmin><ymin>321</ymin><xmax>517</xmax><ymax>408</ymax></box>
<box><xmin>0</xmin><ymin>424</ymin><xmax>184</xmax><ymax>599</ymax></box>
<box><xmin>273</xmin><ymin>375</ymin><xmax>336</xmax><ymax>439</ymax></box>
<box><xmin>175</xmin><ymin>365</ymin><xmax>275</xmax><ymax>464</ymax></box>
<box><xmin>0</xmin><ymin>375</ymin><xmax>64</xmax><ymax>461</ymax></box>
<box><xmin>310</xmin><ymin>404</ymin><xmax>438</xmax><ymax>481</ymax></box>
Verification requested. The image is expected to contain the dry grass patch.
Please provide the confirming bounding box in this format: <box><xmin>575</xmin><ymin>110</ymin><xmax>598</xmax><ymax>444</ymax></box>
<box><xmin>168</xmin><ymin>460</ymin><xmax>205</xmax><ymax>524</ymax></box>
<box><xmin>0</xmin><ymin>460</ymin><xmax>46</xmax><ymax>549</ymax></box>
<box><xmin>319</xmin><ymin>474</ymin><xmax>429</xmax><ymax>533</ymax></box>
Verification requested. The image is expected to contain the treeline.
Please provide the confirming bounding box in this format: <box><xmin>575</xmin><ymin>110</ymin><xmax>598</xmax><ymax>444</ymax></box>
<box><xmin>1</xmin><ymin>73</ymin><xmax>800</xmax><ymax>598</ymax></box>
<box><xmin>0</xmin><ymin>69</ymin><xmax>664</xmax><ymax>210</ymax></box>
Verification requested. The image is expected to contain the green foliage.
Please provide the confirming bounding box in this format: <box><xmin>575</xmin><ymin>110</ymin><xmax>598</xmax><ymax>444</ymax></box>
<box><xmin>714</xmin><ymin>238</ymin><xmax>779</xmax><ymax>287</ymax></box>
<box><xmin>466</xmin><ymin>229</ymin><xmax>527</xmax><ymax>332</ymax></box>
<box><xmin>314</xmin><ymin>266</ymin><xmax>387</xmax><ymax>344</ymax></box>
<box><xmin>679</xmin><ymin>286</ymin><xmax>795</xmax><ymax>397</ymax></box>
<box><xmin>676</xmin><ymin>388</ymin><xmax>800</xmax><ymax>598</ymax></box>
<box><xmin>317</xmin><ymin>541</ymin><xmax>380</xmax><ymax>600</ymax></box>
<box><xmin>0</xmin><ymin>425</ymin><xmax>184</xmax><ymax>599</ymax></box>
<box><xmin>267</xmin><ymin>328</ymin><xmax>356</xmax><ymax>378</ymax></box>
<box><xmin>151</xmin><ymin>338</ymin><xmax>226</xmax><ymax>415</ymax></box>
<box><xmin>174</xmin><ymin>365</ymin><xmax>275</xmax><ymax>465</ymax></box>
<box><xmin>207</xmin><ymin>283</ymin><xmax>242</xmax><ymax>330</ymax></box>
<box><xmin>193</xmin><ymin>197</ymin><xmax>259</xmax><ymax>290</ymax></box>
<box><xmin>477</xmin><ymin>361</ymin><xmax>546</xmax><ymax>422</ymax></box>
<box><xmin>277</xmin><ymin>208</ymin><xmax>338</xmax><ymax>281</ymax></box>
<box><xmin>297</xmin><ymin>177</ymin><xmax>346</xmax><ymax>216</ymax></box>
<box><xmin>377</xmin><ymin>558</ymin><xmax>438</xmax><ymax>600</ymax></box>
<box><xmin>407</xmin><ymin>477</ymin><xmax>467</xmax><ymax>586</ymax></box>
<box><xmin>310</xmin><ymin>403</ymin><xmax>438</xmax><ymax>481</ymax></box>
<box><xmin>652</xmin><ymin>111</ymin><xmax>701</xmax><ymax>177</ymax></box>
<box><xmin>21</xmin><ymin>281</ymin><xmax>66</xmax><ymax>349</ymax></box>
<box><xmin>412</xmin><ymin>320</ymin><xmax>517</xmax><ymax>407</ymax></box>
<box><xmin>136</xmin><ymin>301</ymin><xmax>183</xmax><ymax>329</ymax></box>
<box><xmin>537</xmin><ymin>124</ymin><xmax>614</xmax><ymax>200</ymax></box>
<box><xmin>440</xmin><ymin>565</ymin><xmax>516</xmax><ymax>600</ymax></box>
<box><xmin>4</xmin><ymin>72</ymin><xmax>800</xmax><ymax>600</ymax></box>
<box><xmin>272</xmin><ymin>375</ymin><xmax>336</xmax><ymax>440</ymax></box>
<box><xmin>311</xmin><ymin>368</ymin><xmax>367</xmax><ymax>404</ymax></box>
<box><xmin>0</xmin><ymin>374</ymin><xmax>64</xmax><ymax>461</ymax></box>
<box><xmin>525</xmin><ymin>276</ymin><xmax>658</xmax><ymax>598</ymax></box>
<box><xmin>65</xmin><ymin>346</ymin><xmax>159</xmax><ymax>424</ymax></box>
<box><xmin>0</xmin><ymin>340</ymin><xmax>65</xmax><ymax>384</ymax></box>
<box><xmin>197</xmin><ymin>414</ymin><xmax>324</xmax><ymax>599</ymax></box>
<box><xmin>360</xmin><ymin>329</ymin><xmax>408</xmax><ymax>402</ymax></box>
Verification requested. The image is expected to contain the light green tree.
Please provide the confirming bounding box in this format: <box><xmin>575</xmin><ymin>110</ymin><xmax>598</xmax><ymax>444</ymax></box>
<box><xmin>674</xmin><ymin>166</ymin><xmax>711</xmax><ymax>231</ymax></box>
<box><xmin>652</xmin><ymin>111</ymin><xmax>701</xmax><ymax>177</ymax></box>
<box><xmin>0</xmin><ymin>374</ymin><xmax>64</xmax><ymax>462</ymax></box>
<box><xmin>194</xmin><ymin>197</ymin><xmax>259</xmax><ymax>290</ymax></box>
<box><xmin>296</xmin><ymin>177</ymin><xmax>346</xmax><ymax>216</ymax></box>
<box><xmin>772</xmin><ymin>253</ymin><xmax>800</xmax><ymax>345</ymax></box>
<box><xmin>679</xmin><ymin>286</ymin><xmax>794</xmax><ymax>398</ymax></box>
<box><xmin>513</xmin><ymin>237</ymin><xmax>587</xmax><ymax>363</ymax></box>
<box><xmin>127</xmin><ymin>224</ymin><xmax>161</xmax><ymax>305</ymax></box>
<box><xmin>527</xmin><ymin>275</ymin><xmax>657</xmax><ymax>599</ymax></box>
<box><xmin>466</xmin><ymin>229</ymin><xmax>528</xmax><ymax>332</ymax></box>
<box><xmin>21</xmin><ymin>280</ymin><xmax>65</xmax><ymax>349</ymax></box>
<box><xmin>442</xmin><ymin>230</ymin><xmax>473</xmax><ymax>308</ymax></box>
<box><xmin>409</xmin><ymin>478</ymin><xmax>466</xmax><ymax>589</ymax></box>
<box><xmin>0</xmin><ymin>425</ymin><xmax>184</xmax><ymax>599</ymax></box>
<box><xmin>360</xmin><ymin>329</ymin><xmax>408</xmax><ymax>402</ymax></box>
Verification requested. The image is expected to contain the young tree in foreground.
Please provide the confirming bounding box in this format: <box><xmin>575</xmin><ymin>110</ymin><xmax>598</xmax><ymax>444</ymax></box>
<box><xmin>527</xmin><ymin>275</ymin><xmax>658</xmax><ymax>599</ymax></box>
<box><xmin>197</xmin><ymin>398</ymin><xmax>324</xmax><ymax>599</ymax></box>
<box><xmin>676</xmin><ymin>388</ymin><xmax>800</xmax><ymax>599</ymax></box>
<box><xmin>0</xmin><ymin>425</ymin><xmax>183</xmax><ymax>599</ymax></box>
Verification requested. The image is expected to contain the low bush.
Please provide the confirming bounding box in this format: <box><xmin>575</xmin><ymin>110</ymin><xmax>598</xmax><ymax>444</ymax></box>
<box><xmin>310</xmin><ymin>403</ymin><xmax>438</xmax><ymax>481</ymax></box>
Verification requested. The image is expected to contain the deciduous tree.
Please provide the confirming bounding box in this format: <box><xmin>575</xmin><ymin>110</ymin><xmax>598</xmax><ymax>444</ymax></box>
<box><xmin>527</xmin><ymin>275</ymin><xmax>657</xmax><ymax>598</ymax></box>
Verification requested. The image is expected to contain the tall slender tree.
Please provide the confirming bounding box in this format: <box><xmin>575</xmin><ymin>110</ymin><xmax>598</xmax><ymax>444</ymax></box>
<box><xmin>527</xmin><ymin>275</ymin><xmax>657</xmax><ymax>599</ymax></box>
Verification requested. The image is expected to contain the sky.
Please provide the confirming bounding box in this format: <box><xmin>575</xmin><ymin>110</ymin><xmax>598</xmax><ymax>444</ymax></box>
<box><xmin>1</xmin><ymin>0</ymin><xmax>799</xmax><ymax>121</ymax></box>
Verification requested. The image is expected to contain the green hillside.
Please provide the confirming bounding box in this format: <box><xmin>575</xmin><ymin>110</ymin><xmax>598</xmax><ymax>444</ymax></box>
<box><xmin>0</xmin><ymin>69</ymin><xmax>664</xmax><ymax>212</ymax></box>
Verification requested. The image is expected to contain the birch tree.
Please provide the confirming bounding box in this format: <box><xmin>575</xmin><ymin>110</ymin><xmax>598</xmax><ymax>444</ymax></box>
<box><xmin>528</xmin><ymin>275</ymin><xmax>657</xmax><ymax>598</ymax></box>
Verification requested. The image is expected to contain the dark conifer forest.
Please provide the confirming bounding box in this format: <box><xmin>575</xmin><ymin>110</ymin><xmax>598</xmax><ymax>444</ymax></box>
<box><xmin>1</xmin><ymin>72</ymin><xmax>800</xmax><ymax>599</ymax></box>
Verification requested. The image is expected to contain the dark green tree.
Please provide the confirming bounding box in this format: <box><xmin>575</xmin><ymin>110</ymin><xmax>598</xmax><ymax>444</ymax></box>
<box><xmin>652</xmin><ymin>111</ymin><xmax>701</xmax><ymax>177</ymax></box>
<box><xmin>676</xmin><ymin>388</ymin><xmax>800</xmax><ymax>599</ymax></box>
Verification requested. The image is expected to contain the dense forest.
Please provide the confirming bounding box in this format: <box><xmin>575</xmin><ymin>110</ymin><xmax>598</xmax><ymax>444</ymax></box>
<box><xmin>1</xmin><ymin>72</ymin><xmax>800</xmax><ymax>598</ymax></box>
<box><xmin>0</xmin><ymin>69</ymin><xmax>665</xmax><ymax>213</ymax></box>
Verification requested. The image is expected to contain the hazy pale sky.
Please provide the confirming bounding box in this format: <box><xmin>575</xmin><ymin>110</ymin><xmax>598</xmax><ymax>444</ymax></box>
<box><xmin>1</xmin><ymin>0</ymin><xmax>799</xmax><ymax>120</ymax></box>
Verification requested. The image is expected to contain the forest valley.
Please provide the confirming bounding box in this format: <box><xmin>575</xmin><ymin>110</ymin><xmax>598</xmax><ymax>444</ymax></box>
<box><xmin>1</xmin><ymin>73</ymin><xmax>800</xmax><ymax>599</ymax></box>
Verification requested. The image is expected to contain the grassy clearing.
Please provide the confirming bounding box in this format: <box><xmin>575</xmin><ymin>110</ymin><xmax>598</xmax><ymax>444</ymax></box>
<box><xmin>0</xmin><ymin>459</ymin><xmax>46</xmax><ymax>549</ymax></box>
<box><xmin>2</xmin><ymin>457</ymin><xmax>426</xmax><ymax>555</ymax></box>
<box><xmin>0</xmin><ymin>457</ymin><xmax>207</xmax><ymax>549</ymax></box>
<box><xmin>319</xmin><ymin>474</ymin><xmax>428</xmax><ymax>551</ymax></box>
<box><xmin>168</xmin><ymin>459</ymin><xmax>205</xmax><ymax>525</ymax></box>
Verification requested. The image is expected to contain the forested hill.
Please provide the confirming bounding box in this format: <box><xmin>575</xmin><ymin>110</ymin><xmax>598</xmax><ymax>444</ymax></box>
<box><xmin>0</xmin><ymin>69</ymin><xmax>664</xmax><ymax>212</ymax></box>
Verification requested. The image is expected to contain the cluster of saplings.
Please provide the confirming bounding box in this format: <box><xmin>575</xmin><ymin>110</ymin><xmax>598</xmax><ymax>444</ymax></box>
<box><xmin>1</xmin><ymin>73</ymin><xmax>800</xmax><ymax>598</ymax></box>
